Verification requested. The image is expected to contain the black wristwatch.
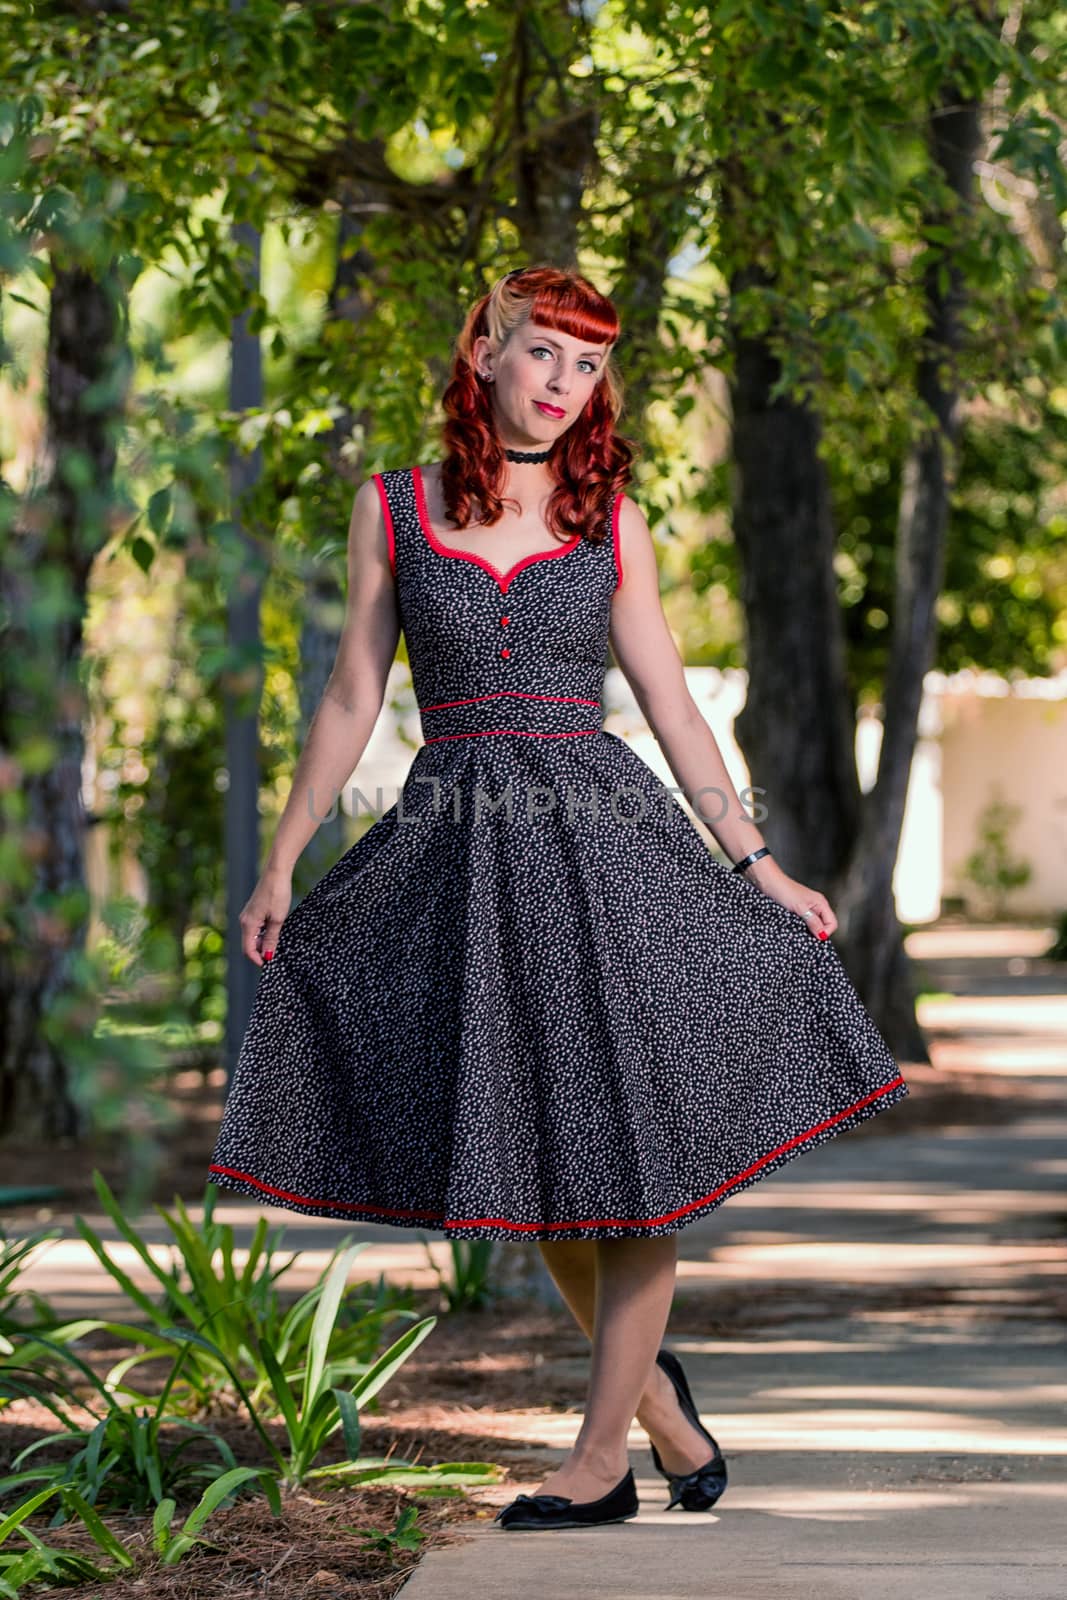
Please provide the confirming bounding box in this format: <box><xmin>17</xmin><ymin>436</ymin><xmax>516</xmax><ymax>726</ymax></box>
<box><xmin>732</xmin><ymin>846</ymin><xmax>772</xmax><ymax>874</ymax></box>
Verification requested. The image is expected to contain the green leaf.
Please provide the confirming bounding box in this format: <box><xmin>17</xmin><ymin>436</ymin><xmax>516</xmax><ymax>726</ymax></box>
<box><xmin>146</xmin><ymin>487</ymin><xmax>171</xmax><ymax>534</ymax></box>
<box><xmin>130</xmin><ymin>535</ymin><xmax>155</xmax><ymax>573</ymax></box>
<box><xmin>57</xmin><ymin>1489</ymin><xmax>135</xmax><ymax>1567</ymax></box>
<box><xmin>302</xmin><ymin>1242</ymin><xmax>367</xmax><ymax>1419</ymax></box>
<box><xmin>350</xmin><ymin>1315</ymin><xmax>437</xmax><ymax>1409</ymax></box>
<box><xmin>180</xmin><ymin>1467</ymin><xmax>268</xmax><ymax>1539</ymax></box>
<box><xmin>160</xmin><ymin>1327</ymin><xmax>283</xmax><ymax>1470</ymax></box>
<box><xmin>333</xmin><ymin>1387</ymin><xmax>362</xmax><ymax>1459</ymax></box>
<box><xmin>152</xmin><ymin>1497</ymin><xmax>177</xmax><ymax>1552</ymax></box>
<box><xmin>255</xmin><ymin>1335</ymin><xmax>300</xmax><ymax>1445</ymax></box>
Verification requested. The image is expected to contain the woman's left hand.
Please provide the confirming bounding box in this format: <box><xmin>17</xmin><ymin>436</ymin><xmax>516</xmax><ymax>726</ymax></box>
<box><xmin>761</xmin><ymin>874</ymin><xmax>837</xmax><ymax>940</ymax></box>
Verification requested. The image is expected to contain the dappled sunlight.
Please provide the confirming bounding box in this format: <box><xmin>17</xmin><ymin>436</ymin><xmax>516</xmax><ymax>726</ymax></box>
<box><xmin>676</xmin><ymin>1240</ymin><xmax>1067</xmax><ymax>1285</ymax></box>
<box><xmin>752</xmin><ymin>1384</ymin><xmax>1067</xmax><ymax>1409</ymax></box>
<box><xmin>927</xmin><ymin>1040</ymin><xmax>1067</xmax><ymax>1074</ymax></box>
<box><xmin>905</xmin><ymin>928</ymin><xmax>1058</xmax><ymax>960</ymax></box>
<box><xmin>471</xmin><ymin>1402</ymin><xmax>1067</xmax><ymax>1456</ymax></box>
<box><xmin>919</xmin><ymin>994</ymin><xmax>1067</xmax><ymax>1035</ymax></box>
<box><xmin>724</xmin><ymin>1184</ymin><xmax>1063</xmax><ymax>1224</ymax></box>
<box><xmin>696</xmin><ymin>1411</ymin><xmax>1067</xmax><ymax>1453</ymax></box>
<box><xmin>629</xmin><ymin>1480</ymin><xmax>1067</xmax><ymax>1524</ymax></box>
<box><xmin>15</xmin><ymin>1234</ymin><xmax>452</xmax><ymax>1306</ymax></box>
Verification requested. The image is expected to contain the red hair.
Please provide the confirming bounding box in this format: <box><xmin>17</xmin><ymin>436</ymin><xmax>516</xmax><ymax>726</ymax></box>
<box><xmin>440</xmin><ymin>265</ymin><xmax>638</xmax><ymax>545</ymax></box>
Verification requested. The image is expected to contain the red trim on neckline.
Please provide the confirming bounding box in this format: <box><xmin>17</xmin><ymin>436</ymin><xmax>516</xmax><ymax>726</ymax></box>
<box><xmin>208</xmin><ymin>1075</ymin><xmax>908</xmax><ymax>1232</ymax></box>
<box><xmin>411</xmin><ymin>465</ymin><xmax>581</xmax><ymax>595</ymax></box>
<box><xmin>372</xmin><ymin>474</ymin><xmax>396</xmax><ymax>577</ymax></box>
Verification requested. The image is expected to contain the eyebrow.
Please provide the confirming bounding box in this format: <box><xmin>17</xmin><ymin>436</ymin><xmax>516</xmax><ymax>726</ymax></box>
<box><xmin>529</xmin><ymin>335</ymin><xmax>605</xmax><ymax>362</ymax></box>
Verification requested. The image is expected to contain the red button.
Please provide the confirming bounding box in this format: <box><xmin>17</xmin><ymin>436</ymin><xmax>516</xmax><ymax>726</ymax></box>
<box><xmin>500</xmin><ymin>648</ymin><xmax>510</xmax><ymax>659</ymax></box>
<box><xmin>500</xmin><ymin>615</ymin><xmax>510</xmax><ymax>626</ymax></box>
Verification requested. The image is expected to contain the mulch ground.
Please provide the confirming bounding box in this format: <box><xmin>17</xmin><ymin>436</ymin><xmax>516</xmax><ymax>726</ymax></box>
<box><xmin>0</xmin><ymin>1299</ymin><xmax>563</xmax><ymax>1600</ymax></box>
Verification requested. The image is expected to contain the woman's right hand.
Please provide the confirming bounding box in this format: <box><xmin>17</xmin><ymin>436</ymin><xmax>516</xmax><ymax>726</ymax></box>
<box><xmin>240</xmin><ymin>870</ymin><xmax>293</xmax><ymax>967</ymax></box>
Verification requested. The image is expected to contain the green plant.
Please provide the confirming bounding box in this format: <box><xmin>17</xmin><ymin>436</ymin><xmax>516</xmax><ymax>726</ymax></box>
<box><xmin>0</xmin><ymin>1227</ymin><xmax>63</xmax><ymax>1355</ymax></box>
<box><xmin>960</xmin><ymin>795</ymin><xmax>1032</xmax><ymax>919</ymax></box>
<box><xmin>151</xmin><ymin>1466</ymin><xmax>281</xmax><ymax>1566</ymax></box>
<box><xmin>417</xmin><ymin>1236</ymin><xmax>497</xmax><ymax>1312</ymax></box>
<box><xmin>0</xmin><ymin>1484</ymin><xmax>135</xmax><ymax>1595</ymax></box>
<box><xmin>73</xmin><ymin>1171</ymin><xmax>419</xmax><ymax>1410</ymax></box>
<box><xmin>163</xmin><ymin>1242</ymin><xmax>500</xmax><ymax>1493</ymax></box>
<box><xmin>162</xmin><ymin>1241</ymin><xmax>417</xmax><ymax>1485</ymax></box>
<box><xmin>343</xmin><ymin>1502</ymin><xmax>425</xmax><ymax>1554</ymax></box>
<box><xmin>0</xmin><ymin>1336</ymin><xmax>242</xmax><ymax>1516</ymax></box>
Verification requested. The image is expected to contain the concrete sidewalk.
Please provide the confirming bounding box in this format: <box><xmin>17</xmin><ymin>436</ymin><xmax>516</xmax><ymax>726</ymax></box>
<box><xmin>13</xmin><ymin>923</ymin><xmax>1067</xmax><ymax>1598</ymax></box>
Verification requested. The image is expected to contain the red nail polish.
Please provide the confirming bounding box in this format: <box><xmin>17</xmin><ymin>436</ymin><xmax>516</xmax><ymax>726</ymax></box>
<box><xmin>264</xmin><ymin>950</ymin><xmax>273</xmax><ymax>961</ymax></box>
<box><xmin>818</xmin><ymin>931</ymin><xmax>828</xmax><ymax>941</ymax></box>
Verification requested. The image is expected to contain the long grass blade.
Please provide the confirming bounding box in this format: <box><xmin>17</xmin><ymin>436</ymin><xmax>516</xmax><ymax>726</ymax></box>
<box><xmin>58</xmin><ymin>1489</ymin><xmax>135</xmax><ymax>1566</ymax></box>
<box><xmin>350</xmin><ymin>1315</ymin><xmax>437</xmax><ymax>1409</ymax></box>
<box><xmin>301</xmin><ymin>1243</ymin><xmax>366</xmax><ymax>1419</ymax></box>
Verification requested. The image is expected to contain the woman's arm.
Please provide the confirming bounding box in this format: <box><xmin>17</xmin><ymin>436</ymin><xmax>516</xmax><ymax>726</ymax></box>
<box><xmin>263</xmin><ymin>477</ymin><xmax>400</xmax><ymax>878</ymax></box>
<box><xmin>608</xmin><ymin>495</ymin><xmax>835</xmax><ymax>936</ymax></box>
<box><xmin>240</xmin><ymin>478</ymin><xmax>400</xmax><ymax>964</ymax></box>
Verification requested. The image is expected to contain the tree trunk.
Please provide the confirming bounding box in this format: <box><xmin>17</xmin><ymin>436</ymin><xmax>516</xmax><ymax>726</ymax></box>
<box><xmin>725</xmin><ymin>256</ymin><xmax>864</xmax><ymax>893</ymax></box>
<box><xmin>0</xmin><ymin>261</ymin><xmax>128</xmax><ymax>1138</ymax></box>
<box><xmin>224</xmin><ymin>218</ymin><xmax>268</xmax><ymax>1087</ymax></box>
<box><xmin>835</xmin><ymin>90</ymin><xmax>981</xmax><ymax>1056</ymax></box>
<box><xmin>295</xmin><ymin>206</ymin><xmax>377</xmax><ymax>890</ymax></box>
<box><xmin>511</xmin><ymin>13</ymin><xmax>599</xmax><ymax>268</ymax></box>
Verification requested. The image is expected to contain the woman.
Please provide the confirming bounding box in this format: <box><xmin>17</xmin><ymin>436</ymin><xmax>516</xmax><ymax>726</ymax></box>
<box><xmin>209</xmin><ymin>264</ymin><xmax>909</xmax><ymax>1532</ymax></box>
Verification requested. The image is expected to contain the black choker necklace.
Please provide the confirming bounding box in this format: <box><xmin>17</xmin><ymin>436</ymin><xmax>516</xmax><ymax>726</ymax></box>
<box><xmin>505</xmin><ymin>446</ymin><xmax>552</xmax><ymax>463</ymax></box>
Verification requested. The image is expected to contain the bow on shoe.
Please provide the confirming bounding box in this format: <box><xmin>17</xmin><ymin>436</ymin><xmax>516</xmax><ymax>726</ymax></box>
<box><xmin>493</xmin><ymin>1491</ymin><xmax>572</xmax><ymax>1522</ymax></box>
<box><xmin>665</xmin><ymin>1456</ymin><xmax>729</xmax><ymax>1513</ymax></box>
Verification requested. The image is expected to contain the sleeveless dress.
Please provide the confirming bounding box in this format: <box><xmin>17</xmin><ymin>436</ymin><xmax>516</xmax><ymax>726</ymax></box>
<box><xmin>208</xmin><ymin>465</ymin><xmax>909</xmax><ymax>1240</ymax></box>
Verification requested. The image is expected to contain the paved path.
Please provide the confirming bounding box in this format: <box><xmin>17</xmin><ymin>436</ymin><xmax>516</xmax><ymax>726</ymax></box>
<box><xmin>13</xmin><ymin>924</ymin><xmax>1067</xmax><ymax>1598</ymax></box>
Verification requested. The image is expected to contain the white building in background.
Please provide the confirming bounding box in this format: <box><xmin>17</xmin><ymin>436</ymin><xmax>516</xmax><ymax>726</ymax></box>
<box><xmin>920</xmin><ymin>669</ymin><xmax>1067</xmax><ymax>920</ymax></box>
<box><xmin>353</xmin><ymin>664</ymin><xmax>1067</xmax><ymax>927</ymax></box>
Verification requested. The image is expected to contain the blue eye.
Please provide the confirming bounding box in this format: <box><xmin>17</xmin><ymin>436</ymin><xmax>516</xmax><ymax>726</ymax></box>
<box><xmin>531</xmin><ymin>345</ymin><xmax>597</xmax><ymax>373</ymax></box>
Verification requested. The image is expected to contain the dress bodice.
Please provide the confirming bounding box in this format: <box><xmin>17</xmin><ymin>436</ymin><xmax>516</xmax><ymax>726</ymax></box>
<box><xmin>373</xmin><ymin>467</ymin><xmax>623</xmax><ymax>744</ymax></box>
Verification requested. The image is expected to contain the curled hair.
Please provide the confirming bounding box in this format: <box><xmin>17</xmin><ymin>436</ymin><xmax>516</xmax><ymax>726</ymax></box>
<box><xmin>440</xmin><ymin>264</ymin><xmax>638</xmax><ymax>545</ymax></box>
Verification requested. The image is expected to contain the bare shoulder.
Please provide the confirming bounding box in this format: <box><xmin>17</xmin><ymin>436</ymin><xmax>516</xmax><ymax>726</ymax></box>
<box><xmin>344</xmin><ymin>475</ymin><xmax>394</xmax><ymax>583</ymax></box>
<box><xmin>612</xmin><ymin>491</ymin><xmax>657</xmax><ymax>589</ymax></box>
<box><xmin>348</xmin><ymin>476</ymin><xmax>385</xmax><ymax>542</ymax></box>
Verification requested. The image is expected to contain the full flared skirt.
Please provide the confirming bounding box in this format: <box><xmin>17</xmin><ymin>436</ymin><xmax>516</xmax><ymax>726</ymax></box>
<box><xmin>208</xmin><ymin>731</ymin><xmax>909</xmax><ymax>1239</ymax></box>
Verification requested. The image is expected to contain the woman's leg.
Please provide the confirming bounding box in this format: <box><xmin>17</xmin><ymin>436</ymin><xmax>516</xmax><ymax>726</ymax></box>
<box><xmin>536</xmin><ymin>1238</ymin><xmax>717</xmax><ymax>1489</ymax></box>
<box><xmin>532</xmin><ymin>1236</ymin><xmax>710</xmax><ymax>1502</ymax></box>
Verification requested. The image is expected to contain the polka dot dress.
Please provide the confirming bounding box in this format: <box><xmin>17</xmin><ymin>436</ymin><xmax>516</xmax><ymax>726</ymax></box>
<box><xmin>208</xmin><ymin>464</ymin><xmax>909</xmax><ymax>1240</ymax></box>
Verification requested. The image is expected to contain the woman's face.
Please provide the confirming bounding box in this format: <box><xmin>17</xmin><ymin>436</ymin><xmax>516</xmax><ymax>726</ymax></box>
<box><xmin>473</xmin><ymin>320</ymin><xmax>610</xmax><ymax>447</ymax></box>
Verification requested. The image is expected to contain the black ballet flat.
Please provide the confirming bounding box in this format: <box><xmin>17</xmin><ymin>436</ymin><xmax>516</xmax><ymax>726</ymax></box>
<box><xmin>649</xmin><ymin>1348</ymin><xmax>729</xmax><ymax>1512</ymax></box>
<box><xmin>493</xmin><ymin>1466</ymin><xmax>639</xmax><ymax>1530</ymax></box>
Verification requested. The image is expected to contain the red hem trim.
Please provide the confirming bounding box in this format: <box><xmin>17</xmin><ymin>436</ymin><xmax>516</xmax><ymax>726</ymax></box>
<box><xmin>209</xmin><ymin>1074</ymin><xmax>907</xmax><ymax>1232</ymax></box>
<box><xmin>612</xmin><ymin>493</ymin><xmax>624</xmax><ymax>589</ymax></box>
<box><xmin>372</xmin><ymin>474</ymin><xmax>396</xmax><ymax>577</ymax></box>
<box><xmin>411</xmin><ymin>465</ymin><xmax>581</xmax><ymax>595</ymax></box>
